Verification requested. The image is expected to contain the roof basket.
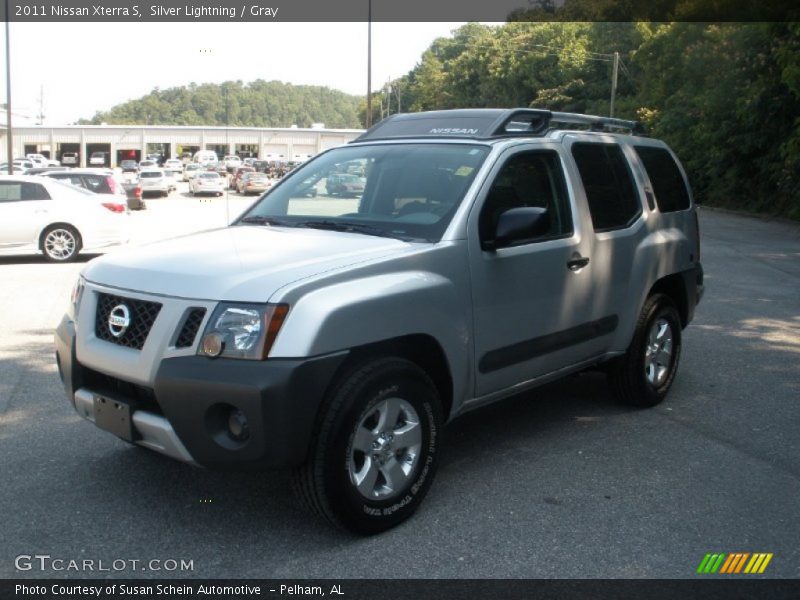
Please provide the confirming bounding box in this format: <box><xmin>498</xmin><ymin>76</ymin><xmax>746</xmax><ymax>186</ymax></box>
<box><xmin>352</xmin><ymin>108</ymin><xmax>646</xmax><ymax>142</ymax></box>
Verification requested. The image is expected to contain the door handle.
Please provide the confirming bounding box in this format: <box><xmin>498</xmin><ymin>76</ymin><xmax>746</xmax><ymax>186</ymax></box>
<box><xmin>567</xmin><ymin>256</ymin><xmax>590</xmax><ymax>271</ymax></box>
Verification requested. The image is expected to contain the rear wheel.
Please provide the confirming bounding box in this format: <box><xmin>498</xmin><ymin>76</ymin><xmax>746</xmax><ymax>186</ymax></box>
<box><xmin>293</xmin><ymin>357</ymin><xmax>443</xmax><ymax>534</ymax></box>
<box><xmin>41</xmin><ymin>225</ymin><xmax>81</xmax><ymax>262</ymax></box>
<box><xmin>608</xmin><ymin>293</ymin><xmax>682</xmax><ymax>407</ymax></box>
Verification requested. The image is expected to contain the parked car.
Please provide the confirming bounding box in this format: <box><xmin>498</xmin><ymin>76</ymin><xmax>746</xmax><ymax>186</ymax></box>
<box><xmin>61</xmin><ymin>152</ymin><xmax>79</xmax><ymax>165</ymax></box>
<box><xmin>12</xmin><ymin>159</ymin><xmax>35</xmax><ymax>172</ymax></box>
<box><xmin>0</xmin><ymin>175</ymin><xmax>129</xmax><ymax>261</ymax></box>
<box><xmin>223</xmin><ymin>155</ymin><xmax>242</xmax><ymax>171</ymax></box>
<box><xmin>138</xmin><ymin>159</ymin><xmax>158</xmax><ymax>171</ymax></box>
<box><xmin>243</xmin><ymin>157</ymin><xmax>257</xmax><ymax>167</ymax></box>
<box><xmin>230</xmin><ymin>166</ymin><xmax>255</xmax><ymax>189</ymax></box>
<box><xmin>190</xmin><ymin>171</ymin><xmax>225</xmax><ymax>196</ymax></box>
<box><xmin>53</xmin><ymin>108</ymin><xmax>703</xmax><ymax>534</ymax></box>
<box><xmin>120</xmin><ymin>160</ymin><xmax>139</xmax><ymax>173</ymax></box>
<box><xmin>0</xmin><ymin>163</ymin><xmax>27</xmax><ymax>174</ymax></box>
<box><xmin>193</xmin><ymin>150</ymin><xmax>218</xmax><ymax>166</ymax></box>
<box><xmin>325</xmin><ymin>173</ymin><xmax>366</xmax><ymax>197</ymax></box>
<box><xmin>26</xmin><ymin>153</ymin><xmax>60</xmax><ymax>167</ymax></box>
<box><xmin>121</xmin><ymin>180</ymin><xmax>145</xmax><ymax>210</ymax></box>
<box><xmin>183</xmin><ymin>163</ymin><xmax>202</xmax><ymax>182</ymax></box>
<box><xmin>237</xmin><ymin>172</ymin><xmax>272</xmax><ymax>195</ymax></box>
<box><xmin>25</xmin><ymin>166</ymin><xmax>70</xmax><ymax>176</ymax></box>
<box><xmin>138</xmin><ymin>169</ymin><xmax>171</xmax><ymax>197</ymax></box>
<box><xmin>164</xmin><ymin>159</ymin><xmax>183</xmax><ymax>174</ymax></box>
<box><xmin>39</xmin><ymin>169</ymin><xmax>128</xmax><ymax>204</ymax></box>
<box><xmin>41</xmin><ymin>168</ymin><xmax>144</xmax><ymax>211</ymax></box>
<box><xmin>163</xmin><ymin>170</ymin><xmax>179</xmax><ymax>192</ymax></box>
<box><xmin>89</xmin><ymin>152</ymin><xmax>106</xmax><ymax>166</ymax></box>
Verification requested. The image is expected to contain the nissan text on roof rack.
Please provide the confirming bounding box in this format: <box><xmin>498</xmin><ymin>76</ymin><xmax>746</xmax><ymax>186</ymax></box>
<box><xmin>55</xmin><ymin>108</ymin><xmax>703</xmax><ymax>533</ymax></box>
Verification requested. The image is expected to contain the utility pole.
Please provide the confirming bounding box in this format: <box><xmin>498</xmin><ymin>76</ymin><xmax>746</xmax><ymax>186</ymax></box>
<box><xmin>5</xmin><ymin>0</ymin><xmax>13</xmax><ymax>172</ymax></box>
<box><xmin>36</xmin><ymin>85</ymin><xmax>44</xmax><ymax>125</ymax></box>
<box><xmin>610</xmin><ymin>51</ymin><xmax>619</xmax><ymax>118</ymax></box>
<box><xmin>396</xmin><ymin>80</ymin><xmax>401</xmax><ymax>114</ymax></box>
<box><xmin>365</xmin><ymin>0</ymin><xmax>372</xmax><ymax>129</ymax></box>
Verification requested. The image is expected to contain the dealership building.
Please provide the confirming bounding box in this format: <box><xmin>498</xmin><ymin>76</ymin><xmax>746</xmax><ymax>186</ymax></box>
<box><xmin>0</xmin><ymin>124</ymin><xmax>364</xmax><ymax>167</ymax></box>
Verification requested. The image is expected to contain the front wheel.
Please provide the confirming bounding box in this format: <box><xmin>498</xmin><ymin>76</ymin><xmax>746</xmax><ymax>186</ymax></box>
<box><xmin>607</xmin><ymin>294</ymin><xmax>682</xmax><ymax>408</ymax></box>
<box><xmin>293</xmin><ymin>357</ymin><xmax>443</xmax><ymax>534</ymax></box>
<box><xmin>41</xmin><ymin>225</ymin><xmax>81</xmax><ymax>262</ymax></box>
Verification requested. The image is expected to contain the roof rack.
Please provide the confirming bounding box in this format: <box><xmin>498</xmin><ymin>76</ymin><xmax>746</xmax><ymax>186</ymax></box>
<box><xmin>352</xmin><ymin>108</ymin><xmax>646</xmax><ymax>143</ymax></box>
<box><xmin>549</xmin><ymin>112</ymin><xmax>646</xmax><ymax>135</ymax></box>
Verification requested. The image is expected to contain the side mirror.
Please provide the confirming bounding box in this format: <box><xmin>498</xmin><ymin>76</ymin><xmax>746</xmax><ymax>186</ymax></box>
<box><xmin>488</xmin><ymin>207</ymin><xmax>550</xmax><ymax>250</ymax></box>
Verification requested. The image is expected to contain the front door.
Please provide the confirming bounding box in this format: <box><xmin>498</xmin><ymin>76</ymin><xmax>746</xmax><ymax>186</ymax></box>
<box><xmin>467</xmin><ymin>145</ymin><xmax>610</xmax><ymax>398</ymax></box>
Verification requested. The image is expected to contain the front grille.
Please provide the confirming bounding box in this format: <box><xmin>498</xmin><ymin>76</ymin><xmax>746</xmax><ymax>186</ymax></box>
<box><xmin>95</xmin><ymin>293</ymin><xmax>162</xmax><ymax>350</ymax></box>
<box><xmin>175</xmin><ymin>308</ymin><xmax>206</xmax><ymax>348</ymax></box>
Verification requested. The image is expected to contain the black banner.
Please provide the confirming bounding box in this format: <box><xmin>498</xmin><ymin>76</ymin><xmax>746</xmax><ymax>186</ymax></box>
<box><xmin>3</xmin><ymin>579</ymin><xmax>800</xmax><ymax>600</ymax></box>
<box><xmin>1</xmin><ymin>0</ymin><xmax>799</xmax><ymax>22</ymax></box>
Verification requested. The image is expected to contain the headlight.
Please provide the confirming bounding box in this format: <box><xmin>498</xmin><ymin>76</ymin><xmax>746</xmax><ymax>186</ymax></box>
<box><xmin>69</xmin><ymin>277</ymin><xmax>85</xmax><ymax>318</ymax></box>
<box><xmin>198</xmin><ymin>303</ymin><xmax>289</xmax><ymax>360</ymax></box>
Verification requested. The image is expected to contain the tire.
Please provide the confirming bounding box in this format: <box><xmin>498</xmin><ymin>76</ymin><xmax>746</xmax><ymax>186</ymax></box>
<box><xmin>607</xmin><ymin>293</ymin><xmax>682</xmax><ymax>408</ymax></box>
<box><xmin>41</xmin><ymin>225</ymin><xmax>81</xmax><ymax>262</ymax></box>
<box><xmin>293</xmin><ymin>357</ymin><xmax>443</xmax><ymax>534</ymax></box>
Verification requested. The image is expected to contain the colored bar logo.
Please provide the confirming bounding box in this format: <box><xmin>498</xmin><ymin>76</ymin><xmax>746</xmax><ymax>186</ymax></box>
<box><xmin>697</xmin><ymin>553</ymin><xmax>773</xmax><ymax>574</ymax></box>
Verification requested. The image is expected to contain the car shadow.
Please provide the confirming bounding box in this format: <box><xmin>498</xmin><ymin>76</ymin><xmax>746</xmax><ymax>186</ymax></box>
<box><xmin>0</xmin><ymin>253</ymin><xmax>101</xmax><ymax>265</ymax></box>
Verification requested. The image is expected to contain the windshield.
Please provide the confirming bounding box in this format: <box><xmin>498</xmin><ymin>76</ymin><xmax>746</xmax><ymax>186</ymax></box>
<box><xmin>140</xmin><ymin>171</ymin><xmax>163</xmax><ymax>178</ymax></box>
<box><xmin>238</xmin><ymin>143</ymin><xmax>489</xmax><ymax>242</ymax></box>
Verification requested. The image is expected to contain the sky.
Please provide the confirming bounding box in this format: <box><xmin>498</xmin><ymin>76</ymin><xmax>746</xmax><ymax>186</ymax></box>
<box><xmin>1</xmin><ymin>22</ymin><xmax>475</xmax><ymax>126</ymax></box>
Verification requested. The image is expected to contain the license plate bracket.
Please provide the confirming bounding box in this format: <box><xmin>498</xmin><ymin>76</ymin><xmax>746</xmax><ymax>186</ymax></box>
<box><xmin>93</xmin><ymin>395</ymin><xmax>136</xmax><ymax>442</ymax></box>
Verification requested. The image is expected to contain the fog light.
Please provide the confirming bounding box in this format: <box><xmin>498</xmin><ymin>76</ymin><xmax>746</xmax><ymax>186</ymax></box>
<box><xmin>227</xmin><ymin>409</ymin><xmax>250</xmax><ymax>442</ymax></box>
<box><xmin>201</xmin><ymin>332</ymin><xmax>224</xmax><ymax>357</ymax></box>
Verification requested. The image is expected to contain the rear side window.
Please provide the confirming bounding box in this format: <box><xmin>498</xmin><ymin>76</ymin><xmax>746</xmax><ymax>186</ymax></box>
<box><xmin>22</xmin><ymin>183</ymin><xmax>51</xmax><ymax>200</ymax></box>
<box><xmin>571</xmin><ymin>143</ymin><xmax>641</xmax><ymax>231</ymax></box>
<box><xmin>82</xmin><ymin>175</ymin><xmax>111</xmax><ymax>194</ymax></box>
<box><xmin>634</xmin><ymin>146</ymin><xmax>691</xmax><ymax>213</ymax></box>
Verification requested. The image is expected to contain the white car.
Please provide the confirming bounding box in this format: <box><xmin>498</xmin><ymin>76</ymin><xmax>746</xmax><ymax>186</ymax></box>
<box><xmin>182</xmin><ymin>163</ymin><xmax>202</xmax><ymax>181</ymax></box>
<box><xmin>138</xmin><ymin>169</ymin><xmax>171</xmax><ymax>197</ymax></box>
<box><xmin>193</xmin><ymin>150</ymin><xmax>218</xmax><ymax>166</ymax></box>
<box><xmin>89</xmin><ymin>152</ymin><xmax>106</xmax><ymax>166</ymax></box>
<box><xmin>164</xmin><ymin>159</ymin><xmax>183</xmax><ymax>174</ymax></box>
<box><xmin>26</xmin><ymin>153</ymin><xmax>60</xmax><ymax>167</ymax></box>
<box><xmin>0</xmin><ymin>175</ymin><xmax>129</xmax><ymax>261</ymax></box>
<box><xmin>61</xmin><ymin>152</ymin><xmax>79</xmax><ymax>165</ymax></box>
<box><xmin>138</xmin><ymin>159</ymin><xmax>158</xmax><ymax>170</ymax></box>
<box><xmin>223</xmin><ymin>155</ymin><xmax>242</xmax><ymax>170</ymax></box>
<box><xmin>190</xmin><ymin>171</ymin><xmax>225</xmax><ymax>196</ymax></box>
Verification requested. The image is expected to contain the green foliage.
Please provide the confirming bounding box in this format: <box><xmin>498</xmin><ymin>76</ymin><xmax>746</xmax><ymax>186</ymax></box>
<box><xmin>386</xmin><ymin>22</ymin><xmax>800</xmax><ymax>220</ymax></box>
<box><xmin>81</xmin><ymin>80</ymin><xmax>361</xmax><ymax>129</ymax></box>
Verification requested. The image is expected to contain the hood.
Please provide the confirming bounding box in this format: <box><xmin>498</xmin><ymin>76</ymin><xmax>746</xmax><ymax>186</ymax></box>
<box><xmin>83</xmin><ymin>225</ymin><xmax>414</xmax><ymax>301</ymax></box>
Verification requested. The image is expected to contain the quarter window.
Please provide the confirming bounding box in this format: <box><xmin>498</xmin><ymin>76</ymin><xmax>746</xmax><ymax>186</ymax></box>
<box><xmin>0</xmin><ymin>182</ymin><xmax>22</xmax><ymax>202</ymax></box>
<box><xmin>571</xmin><ymin>143</ymin><xmax>641</xmax><ymax>231</ymax></box>
<box><xmin>634</xmin><ymin>146</ymin><xmax>691</xmax><ymax>213</ymax></box>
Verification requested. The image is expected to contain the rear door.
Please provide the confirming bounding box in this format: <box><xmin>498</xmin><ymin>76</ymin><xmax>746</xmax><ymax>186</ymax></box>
<box><xmin>561</xmin><ymin>134</ymin><xmax>649</xmax><ymax>352</ymax></box>
<box><xmin>0</xmin><ymin>180</ymin><xmax>53</xmax><ymax>248</ymax></box>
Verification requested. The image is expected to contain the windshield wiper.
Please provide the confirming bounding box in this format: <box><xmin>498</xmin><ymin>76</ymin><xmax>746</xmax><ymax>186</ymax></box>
<box><xmin>297</xmin><ymin>220</ymin><xmax>398</xmax><ymax>238</ymax></box>
<box><xmin>239</xmin><ymin>215</ymin><xmax>294</xmax><ymax>227</ymax></box>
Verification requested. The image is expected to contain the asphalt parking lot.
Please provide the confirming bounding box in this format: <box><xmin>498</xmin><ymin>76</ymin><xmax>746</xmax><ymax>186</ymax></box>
<box><xmin>0</xmin><ymin>202</ymin><xmax>798</xmax><ymax>579</ymax></box>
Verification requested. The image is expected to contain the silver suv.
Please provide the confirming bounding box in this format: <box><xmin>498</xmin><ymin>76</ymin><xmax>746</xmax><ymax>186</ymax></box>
<box><xmin>55</xmin><ymin>109</ymin><xmax>703</xmax><ymax>533</ymax></box>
